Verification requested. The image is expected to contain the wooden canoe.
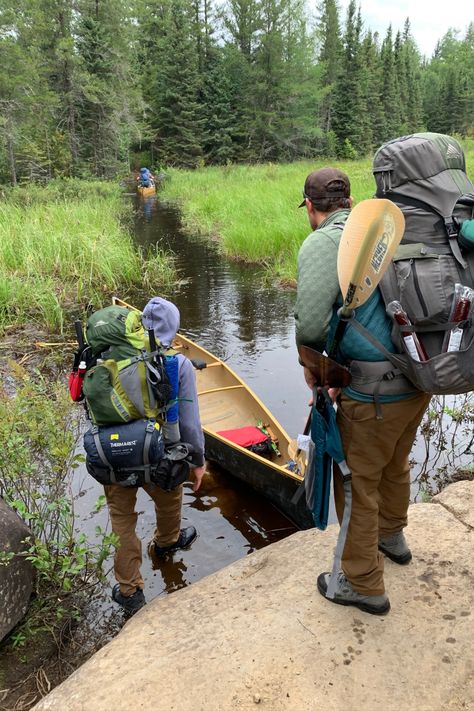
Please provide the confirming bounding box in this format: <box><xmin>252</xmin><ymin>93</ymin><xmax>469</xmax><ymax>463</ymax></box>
<box><xmin>112</xmin><ymin>297</ymin><xmax>312</xmax><ymax>529</ymax></box>
<box><xmin>137</xmin><ymin>184</ymin><xmax>156</xmax><ymax>197</ymax></box>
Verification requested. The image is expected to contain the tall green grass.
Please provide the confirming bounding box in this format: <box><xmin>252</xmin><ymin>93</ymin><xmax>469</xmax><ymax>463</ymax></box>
<box><xmin>161</xmin><ymin>143</ymin><xmax>474</xmax><ymax>284</ymax></box>
<box><xmin>0</xmin><ymin>180</ymin><xmax>175</xmax><ymax>333</ymax></box>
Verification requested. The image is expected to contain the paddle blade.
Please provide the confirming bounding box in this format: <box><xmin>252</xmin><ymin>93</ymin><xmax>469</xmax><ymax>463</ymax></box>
<box><xmin>298</xmin><ymin>345</ymin><xmax>352</xmax><ymax>387</ymax></box>
<box><xmin>337</xmin><ymin>199</ymin><xmax>405</xmax><ymax>310</ymax></box>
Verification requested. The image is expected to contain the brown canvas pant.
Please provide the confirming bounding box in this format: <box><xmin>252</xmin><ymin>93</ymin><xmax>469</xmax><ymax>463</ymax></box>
<box><xmin>104</xmin><ymin>483</ymin><xmax>183</xmax><ymax>596</ymax></box>
<box><xmin>333</xmin><ymin>392</ymin><xmax>431</xmax><ymax>596</ymax></box>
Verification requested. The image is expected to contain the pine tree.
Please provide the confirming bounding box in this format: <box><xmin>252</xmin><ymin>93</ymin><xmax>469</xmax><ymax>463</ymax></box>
<box><xmin>317</xmin><ymin>0</ymin><xmax>342</xmax><ymax>136</ymax></box>
<box><xmin>380</xmin><ymin>25</ymin><xmax>401</xmax><ymax>141</ymax></box>
<box><xmin>402</xmin><ymin>19</ymin><xmax>423</xmax><ymax>132</ymax></box>
<box><xmin>331</xmin><ymin>0</ymin><xmax>365</xmax><ymax>157</ymax></box>
<box><xmin>142</xmin><ymin>0</ymin><xmax>203</xmax><ymax>168</ymax></box>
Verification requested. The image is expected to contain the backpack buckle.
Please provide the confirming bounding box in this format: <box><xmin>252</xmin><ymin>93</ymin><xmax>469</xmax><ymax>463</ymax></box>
<box><xmin>444</xmin><ymin>218</ymin><xmax>458</xmax><ymax>238</ymax></box>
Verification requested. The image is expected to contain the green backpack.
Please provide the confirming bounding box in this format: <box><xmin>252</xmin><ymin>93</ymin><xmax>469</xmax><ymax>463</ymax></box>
<box><xmin>82</xmin><ymin>306</ymin><xmax>172</xmax><ymax>426</ymax></box>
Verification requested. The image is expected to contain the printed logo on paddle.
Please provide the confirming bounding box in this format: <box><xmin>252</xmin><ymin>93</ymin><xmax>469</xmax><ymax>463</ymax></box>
<box><xmin>370</xmin><ymin>216</ymin><xmax>394</xmax><ymax>273</ymax></box>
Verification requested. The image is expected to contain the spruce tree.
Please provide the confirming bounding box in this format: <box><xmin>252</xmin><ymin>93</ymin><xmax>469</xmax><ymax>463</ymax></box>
<box><xmin>75</xmin><ymin>0</ymin><xmax>142</xmax><ymax>177</ymax></box>
<box><xmin>196</xmin><ymin>1</ymin><xmax>238</xmax><ymax>164</ymax></box>
<box><xmin>279</xmin><ymin>0</ymin><xmax>324</xmax><ymax>159</ymax></box>
<box><xmin>331</xmin><ymin>0</ymin><xmax>365</xmax><ymax>157</ymax></box>
<box><xmin>380</xmin><ymin>25</ymin><xmax>401</xmax><ymax>141</ymax></box>
<box><xmin>402</xmin><ymin>19</ymin><xmax>424</xmax><ymax>132</ymax></box>
<box><xmin>422</xmin><ymin>27</ymin><xmax>474</xmax><ymax>136</ymax></box>
<box><xmin>359</xmin><ymin>31</ymin><xmax>385</xmax><ymax>153</ymax></box>
<box><xmin>143</xmin><ymin>0</ymin><xmax>203</xmax><ymax>168</ymax></box>
<box><xmin>317</xmin><ymin>0</ymin><xmax>342</xmax><ymax>137</ymax></box>
<box><xmin>252</xmin><ymin>0</ymin><xmax>288</xmax><ymax>160</ymax></box>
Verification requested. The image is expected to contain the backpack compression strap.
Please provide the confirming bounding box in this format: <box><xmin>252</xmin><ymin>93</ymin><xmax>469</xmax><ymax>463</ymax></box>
<box><xmin>92</xmin><ymin>426</ymin><xmax>117</xmax><ymax>485</ymax></box>
<box><xmin>326</xmin><ymin>459</ymin><xmax>352</xmax><ymax>600</ymax></box>
<box><xmin>141</xmin><ymin>420</ymin><xmax>155</xmax><ymax>484</ymax></box>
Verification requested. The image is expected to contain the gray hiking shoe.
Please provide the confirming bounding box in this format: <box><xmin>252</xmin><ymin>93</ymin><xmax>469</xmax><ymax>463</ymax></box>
<box><xmin>378</xmin><ymin>531</ymin><xmax>412</xmax><ymax>565</ymax></box>
<box><xmin>317</xmin><ymin>571</ymin><xmax>390</xmax><ymax>615</ymax></box>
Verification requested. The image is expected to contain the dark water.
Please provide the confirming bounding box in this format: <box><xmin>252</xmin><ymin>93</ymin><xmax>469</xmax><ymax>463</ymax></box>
<box><xmin>74</xmin><ymin>191</ymin><xmax>311</xmax><ymax>612</ymax></box>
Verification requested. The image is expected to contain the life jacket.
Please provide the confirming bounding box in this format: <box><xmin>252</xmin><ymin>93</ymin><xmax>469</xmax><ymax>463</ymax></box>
<box><xmin>139</xmin><ymin>168</ymin><xmax>152</xmax><ymax>187</ymax></box>
<box><xmin>327</xmin><ymin>291</ymin><xmax>417</xmax><ymax>413</ymax></box>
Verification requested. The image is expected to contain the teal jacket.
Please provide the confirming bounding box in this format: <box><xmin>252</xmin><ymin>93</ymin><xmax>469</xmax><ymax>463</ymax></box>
<box><xmin>295</xmin><ymin>209</ymin><xmax>415</xmax><ymax>402</ymax></box>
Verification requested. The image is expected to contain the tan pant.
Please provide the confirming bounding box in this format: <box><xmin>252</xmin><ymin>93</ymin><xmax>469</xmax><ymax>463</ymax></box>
<box><xmin>104</xmin><ymin>483</ymin><xmax>183</xmax><ymax>595</ymax></box>
<box><xmin>333</xmin><ymin>392</ymin><xmax>431</xmax><ymax>596</ymax></box>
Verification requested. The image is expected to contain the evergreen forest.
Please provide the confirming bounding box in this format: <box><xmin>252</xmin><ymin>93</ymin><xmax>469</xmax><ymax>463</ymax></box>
<box><xmin>1</xmin><ymin>0</ymin><xmax>473</xmax><ymax>184</ymax></box>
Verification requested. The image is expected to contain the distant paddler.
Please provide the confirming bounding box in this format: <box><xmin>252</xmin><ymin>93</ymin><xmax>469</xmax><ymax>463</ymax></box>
<box><xmin>137</xmin><ymin>167</ymin><xmax>156</xmax><ymax>197</ymax></box>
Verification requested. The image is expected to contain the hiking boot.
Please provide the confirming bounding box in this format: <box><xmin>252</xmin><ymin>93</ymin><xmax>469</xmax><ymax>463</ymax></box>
<box><xmin>151</xmin><ymin>526</ymin><xmax>197</xmax><ymax>557</ymax></box>
<box><xmin>112</xmin><ymin>584</ymin><xmax>146</xmax><ymax>615</ymax></box>
<box><xmin>378</xmin><ymin>531</ymin><xmax>412</xmax><ymax>565</ymax></box>
<box><xmin>317</xmin><ymin>571</ymin><xmax>390</xmax><ymax>615</ymax></box>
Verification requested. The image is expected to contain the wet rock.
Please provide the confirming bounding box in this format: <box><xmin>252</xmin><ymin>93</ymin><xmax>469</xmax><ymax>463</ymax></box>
<box><xmin>0</xmin><ymin>497</ymin><xmax>35</xmax><ymax>642</ymax></box>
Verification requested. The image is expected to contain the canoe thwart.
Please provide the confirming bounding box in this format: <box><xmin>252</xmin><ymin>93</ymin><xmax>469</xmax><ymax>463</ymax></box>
<box><xmin>198</xmin><ymin>384</ymin><xmax>245</xmax><ymax>396</ymax></box>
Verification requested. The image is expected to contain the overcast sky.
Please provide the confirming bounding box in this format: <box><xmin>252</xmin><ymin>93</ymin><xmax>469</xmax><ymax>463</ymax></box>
<box><xmin>338</xmin><ymin>0</ymin><xmax>473</xmax><ymax>57</ymax></box>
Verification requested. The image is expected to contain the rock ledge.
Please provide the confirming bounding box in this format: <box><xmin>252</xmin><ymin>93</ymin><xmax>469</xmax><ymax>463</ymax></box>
<box><xmin>33</xmin><ymin>483</ymin><xmax>474</xmax><ymax>711</ymax></box>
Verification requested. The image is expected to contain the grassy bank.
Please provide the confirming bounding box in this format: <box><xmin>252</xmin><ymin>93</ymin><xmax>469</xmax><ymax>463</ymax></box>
<box><xmin>160</xmin><ymin>143</ymin><xmax>474</xmax><ymax>284</ymax></box>
<box><xmin>0</xmin><ymin>179</ymin><xmax>175</xmax><ymax>334</ymax></box>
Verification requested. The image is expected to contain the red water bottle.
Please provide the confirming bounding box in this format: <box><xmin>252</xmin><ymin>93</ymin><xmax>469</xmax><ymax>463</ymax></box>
<box><xmin>386</xmin><ymin>301</ymin><xmax>429</xmax><ymax>362</ymax></box>
<box><xmin>444</xmin><ymin>284</ymin><xmax>474</xmax><ymax>352</ymax></box>
<box><xmin>69</xmin><ymin>360</ymin><xmax>87</xmax><ymax>401</ymax></box>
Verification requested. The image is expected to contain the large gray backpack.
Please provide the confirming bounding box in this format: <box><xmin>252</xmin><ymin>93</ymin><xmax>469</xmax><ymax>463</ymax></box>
<box><xmin>360</xmin><ymin>133</ymin><xmax>474</xmax><ymax>395</ymax></box>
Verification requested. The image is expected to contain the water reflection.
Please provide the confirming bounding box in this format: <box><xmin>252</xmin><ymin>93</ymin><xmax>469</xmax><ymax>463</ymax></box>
<box><xmin>140</xmin><ymin>195</ymin><xmax>157</xmax><ymax>221</ymax></box>
<box><xmin>132</xmin><ymin>195</ymin><xmax>309</xmax><ymax>435</ymax></box>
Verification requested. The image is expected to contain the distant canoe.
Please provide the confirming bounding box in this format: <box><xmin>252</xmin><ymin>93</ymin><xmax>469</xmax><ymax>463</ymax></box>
<box><xmin>137</xmin><ymin>184</ymin><xmax>156</xmax><ymax>197</ymax></box>
<box><xmin>112</xmin><ymin>296</ymin><xmax>312</xmax><ymax>529</ymax></box>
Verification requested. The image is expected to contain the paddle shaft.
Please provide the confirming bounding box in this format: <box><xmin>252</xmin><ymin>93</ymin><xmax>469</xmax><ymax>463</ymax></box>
<box><xmin>328</xmin><ymin>306</ymin><xmax>353</xmax><ymax>359</ymax></box>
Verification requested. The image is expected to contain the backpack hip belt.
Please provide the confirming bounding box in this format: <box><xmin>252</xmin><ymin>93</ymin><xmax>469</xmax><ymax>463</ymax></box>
<box><xmin>346</xmin><ymin>359</ymin><xmax>417</xmax><ymax>419</ymax></box>
<box><xmin>349</xmin><ymin>359</ymin><xmax>415</xmax><ymax>395</ymax></box>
